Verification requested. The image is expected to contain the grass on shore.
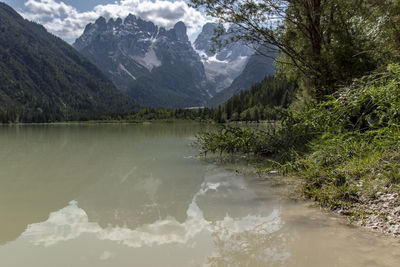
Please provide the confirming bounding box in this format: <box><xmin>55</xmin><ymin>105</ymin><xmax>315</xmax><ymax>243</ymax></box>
<box><xmin>196</xmin><ymin>64</ymin><xmax>400</xmax><ymax>213</ymax></box>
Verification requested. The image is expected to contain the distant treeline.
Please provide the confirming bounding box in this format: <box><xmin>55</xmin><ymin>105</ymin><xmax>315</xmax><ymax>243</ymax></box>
<box><xmin>0</xmin><ymin>75</ymin><xmax>295</xmax><ymax>124</ymax></box>
<box><xmin>124</xmin><ymin>75</ymin><xmax>297</xmax><ymax>123</ymax></box>
<box><xmin>0</xmin><ymin>109</ymin><xmax>119</xmax><ymax>123</ymax></box>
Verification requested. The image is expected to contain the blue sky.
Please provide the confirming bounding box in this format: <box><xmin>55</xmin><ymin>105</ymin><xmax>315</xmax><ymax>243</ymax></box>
<box><xmin>3</xmin><ymin>0</ymin><xmax>209</xmax><ymax>43</ymax></box>
<box><xmin>4</xmin><ymin>1</ymin><xmax>116</xmax><ymax>12</ymax></box>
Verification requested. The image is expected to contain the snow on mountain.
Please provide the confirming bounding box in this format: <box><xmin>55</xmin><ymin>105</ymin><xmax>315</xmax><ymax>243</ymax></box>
<box><xmin>194</xmin><ymin>23</ymin><xmax>254</xmax><ymax>92</ymax></box>
<box><xmin>73</xmin><ymin>15</ymin><xmax>208</xmax><ymax>108</ymax></box>
<box><xmin>73</xmin><ymin>16</ymin><xmax>275</xmax><ymax>108</ymax></box>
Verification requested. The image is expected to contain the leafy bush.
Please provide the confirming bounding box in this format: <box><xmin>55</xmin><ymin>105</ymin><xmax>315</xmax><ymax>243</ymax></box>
<box><xmin>196</xmin><ymin>64</ymin><xmax>400</xmax><ymax>209</ymax></box>
<box><xmin>195</xmin><ymin>125</ymin><xmax>262</xmax><ymax>155</ymax></box>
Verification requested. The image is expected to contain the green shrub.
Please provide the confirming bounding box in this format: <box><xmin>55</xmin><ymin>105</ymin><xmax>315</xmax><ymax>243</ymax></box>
<box><xmin>196</xmin><ymin>64</ymin><xmax>400</xmax><ymax>210</ymax></box>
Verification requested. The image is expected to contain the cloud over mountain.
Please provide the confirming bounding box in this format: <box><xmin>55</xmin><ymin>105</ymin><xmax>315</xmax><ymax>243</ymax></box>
<box><xmin>21</xmin><ymin>0</ymin><xmax>208</xmax><ymax>42</ymax></box>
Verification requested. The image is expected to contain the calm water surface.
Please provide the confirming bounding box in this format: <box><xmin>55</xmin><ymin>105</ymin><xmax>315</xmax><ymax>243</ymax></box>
<box><xmin>0</xmin><ymin>123</ymin><xmax>399</xmax><ymax>267</ymax></box>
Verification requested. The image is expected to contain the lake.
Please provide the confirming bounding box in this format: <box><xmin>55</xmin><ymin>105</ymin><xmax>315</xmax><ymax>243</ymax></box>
<box><xmin>0</xmin><ymin>123</ymin><xmax>399</xmax><ymax>266</ymax></box>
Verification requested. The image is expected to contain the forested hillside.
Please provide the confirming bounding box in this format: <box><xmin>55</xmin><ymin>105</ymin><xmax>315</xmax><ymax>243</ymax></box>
<box><xmin>214</xmin><ymin>76</ymin><xmax>297</xmax><ymax>122</ymax></box>
<box><xmin>0</xmin><ymin>3</ymin><xmax>137</xmax><ymax>123</ymax></box>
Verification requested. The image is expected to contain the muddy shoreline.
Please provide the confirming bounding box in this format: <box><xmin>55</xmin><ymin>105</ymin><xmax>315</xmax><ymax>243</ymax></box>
<box><xmin>265</xmin><ymin>171</ymin><xmax>400</xmax><ymax>238</ymax></box>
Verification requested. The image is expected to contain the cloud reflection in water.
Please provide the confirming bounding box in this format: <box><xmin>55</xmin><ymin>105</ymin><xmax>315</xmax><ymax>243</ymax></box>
<box><xmin>20</xmin><ymin>179</ymin><xmax>288</xmax><ymax>265</ymax></box>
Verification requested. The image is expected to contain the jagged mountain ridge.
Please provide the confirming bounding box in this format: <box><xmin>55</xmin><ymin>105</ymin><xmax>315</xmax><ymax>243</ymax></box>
<box><xmin>74</xmin><ymin>16</ymin><xmax>276</xmax><ymax>108</ymax></box>
<box><xmin>0</xmin><ymin>3</ymin><xmax>136</xmax><ymax>122</ymax></box>
<box><xmin>74</xmin><ymin>15</ymin><xmax>210</xmax><ymax>108</ymax></box>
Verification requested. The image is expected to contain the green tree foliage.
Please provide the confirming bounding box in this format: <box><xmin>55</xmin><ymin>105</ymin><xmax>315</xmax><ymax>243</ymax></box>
<box><xmin>218</xmin><ymin>75</ymin><xmax>297</xmax><ymax>122</ymax></box>
<box><xmin>111</xmin><ymin>107</ymin><xmax>216</xmax><ymax>122</ymax></box>
<box><xmin>191</xmin><ymin>0</ymin><xmax>400</xmax><ymax>100</ymax></box>
<box><xmin>127</xmin><ymin>108</ymin><xmax>209</xmax><ymax>121</ymax></box>
<box><xmin>196</xmin><ymin>125</ymin><xmax>263</xmax><ymax>155</ymax></box>
<box><xmin>197</xmin><ymin>64</ymin><xmax>400</xmax><ymax>158</ymax></box>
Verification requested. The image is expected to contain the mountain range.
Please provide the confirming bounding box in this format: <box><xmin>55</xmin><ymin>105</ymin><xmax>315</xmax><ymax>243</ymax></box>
<box><xmin>74</xmin><ymin>16</ymin><xmax>209</xmax><ymax>108</ymax></box>
<box><xmin>74</xmin><ymin>18</ymin><xmax>276</xmax><ymax>108</ymax></box>
<box><xmin>0</xmin><ymin>2</ymin><xmax>137</xmax><ymax>122</ymax></box>
<box><xmin>0</xmin><ymin>2</ymin><xmax>276</xmax><ymax>119</ymax></box>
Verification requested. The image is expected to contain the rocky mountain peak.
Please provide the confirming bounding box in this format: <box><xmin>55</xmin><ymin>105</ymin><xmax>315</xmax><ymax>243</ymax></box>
<box><xmin>73</xmin><ymin>15</ymin><xmax>208</xmax><ymax>108</ymax></box>
<box><xmin>73</xmin><ymin>15</ymin><xmax>274</xmax><ymax>108</ymax></box>
<box><xmin>124</xmin><ymin>13</ymin><xmax>137</xmax><ymax>23</ymax></box>
<box><xmin>115</xmin><ymin>18</ymin><xmax>123</xmax><ymax>26</ymax></box>
<box><xmin>202</xmin><ymin>23</ymin><xmax>218</xmax><ymax>35</ymax></box>
<box><xmin>193</xmin><ymin>22</ymin><xmax>255</xmax><ymax>92</ymax></box>
<box><xmin>107</xmin><ymin>18</ymin><xmax>115</xmax><ymax>26</ymax></box>
<box><xmin>173</xmin><ymin>21</ymin><xmax>188</xmax><ymax>42</ymax></box>
<box><xmin>194</xmin><ymin>22</ymin><xmax>219</xmax><ymax>57</ymax></box>
<box><xmin>95</xmin><ymin>16</ymin><xmax>107</xmax><ymax>27</ymax></box>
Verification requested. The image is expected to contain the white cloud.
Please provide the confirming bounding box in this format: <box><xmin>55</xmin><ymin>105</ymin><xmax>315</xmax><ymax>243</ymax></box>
<box><xmin>20</xmin><ymin>0</ymin><xmax>210</xmax><ymax>42</ymax></box>
<box><xmin>24</xmin><ymin>0</ymin><xmax>75</xmax><ymax>18</ymax></box>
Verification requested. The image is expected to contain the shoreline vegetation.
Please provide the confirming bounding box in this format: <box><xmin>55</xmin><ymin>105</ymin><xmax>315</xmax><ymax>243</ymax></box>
<box><xmin>187</xmin><ymin>0</ymin><xmax>400</xmax><ymax>238</ymax></box>
<box><xmin>196</xmin><ymin>65</ymin><xmax>400</xmax><ymax>238</ymax></box>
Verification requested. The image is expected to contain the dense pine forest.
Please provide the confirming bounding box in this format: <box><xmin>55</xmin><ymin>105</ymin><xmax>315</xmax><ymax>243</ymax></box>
<box><xmin>214</xmin><ymin>76</ymin><xmax>297</xmax><ymax>122</ymax></box>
